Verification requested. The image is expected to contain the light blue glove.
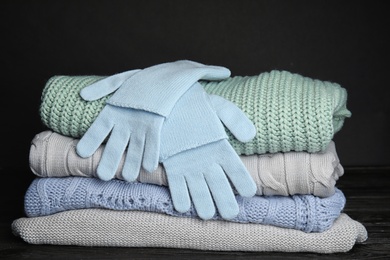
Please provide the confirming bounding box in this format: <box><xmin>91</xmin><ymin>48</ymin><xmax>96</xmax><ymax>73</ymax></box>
<box><xmin>76</xmin><ymin>60</ymin><xmax>231</xmax><ymax>182</ymax></box>
<box><xmin>160</xmin><ymin>82</ymin><xmax>257</xmax><ymax>220</ymax></box>
<box><xmin>76</xmin><ymin>104</ymin><xmax>164</xmax><ymax>182</ymax></box>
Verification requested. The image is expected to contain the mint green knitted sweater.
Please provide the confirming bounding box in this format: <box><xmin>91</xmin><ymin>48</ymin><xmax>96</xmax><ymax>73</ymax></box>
<box><xmin>40</xmin><ymin>70</ymin><xmax>351</xmax><ymax>155</ymax></box>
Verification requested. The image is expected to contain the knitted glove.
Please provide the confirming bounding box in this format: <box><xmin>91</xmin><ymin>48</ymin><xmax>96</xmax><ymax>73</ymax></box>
<box><xmin>76</xmin><ymin>60</ymin><xmax>231</xmax><ymax>181</ymax></box>
<box><xmin>24</xmin><ymin>177</ymin><xmax>346</xmax><ymax>233</ymax></box>
<box><xmin>40</xmin><ymin>70</ymin><xmax>351</xmax><ymax>154</ymax></box>
<box><xmin>159</xmin><ymin>82</ymin><xmax>257</xmax><ymax>220</ymax></box>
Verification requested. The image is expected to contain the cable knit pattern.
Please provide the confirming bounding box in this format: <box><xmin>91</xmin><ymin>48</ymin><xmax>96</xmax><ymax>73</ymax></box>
<box><xmin>24</xmin><ymin>177</ymin><xmax>346</xmax><ymax>233</ymax></box>
<box><xmin>12</xmin><ymin>210</ymin><xmax>367</xmax><ymax>253</ymax></box>
<box><xmin>29</xmin><ymin>130</ymin><xmax>344</xmax><ymax>197</ymax></box>
<box><xmin>39</xmin><ymin>70</ymin><xmax>351</xmax><ymax>154</ymax></box>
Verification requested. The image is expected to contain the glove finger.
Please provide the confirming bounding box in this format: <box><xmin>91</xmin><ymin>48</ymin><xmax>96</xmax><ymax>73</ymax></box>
<box><xmin>204</xmin><ymin>165</ymin><xmax>239</xmax><ymax>220</ymax></box>
<box><xmin>166</xmin><ymin>172</ymin><xmax>191</xmax><ymax>213</ymax></box>
<box><xmin>142</xmin><ymin>130</ymin><xmax>161</xmax><ymax>173</ymax></box>
<box><xmin>76</xmin><ymin>114</ymin><xmax>113</xmax><ymax>158</ymax></box>
<box><xmin>185</xmin><ymin>173</ymin><xmax>215</xmax><ymax>220</ymax></box>
<box><xmin>220</xmin><ymin>141</ymin><xmax>257</xmax><ymax>197</ymax></box>
<box><xmin>96</xmin><ymin>127</ymin><xmax>131</xmax><ymax>181</ymax></box>
<box><xmin>121</xmin><ymin>134</ymin><xmax>145</xmax><ymax>182</ymax></box>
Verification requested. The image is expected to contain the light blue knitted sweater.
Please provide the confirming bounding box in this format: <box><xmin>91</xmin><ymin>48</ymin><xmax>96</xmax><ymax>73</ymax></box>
<box><xmin>24</xmin><ymin>177</ymin><xmax>345</xmax><ymax>233</ymax></box>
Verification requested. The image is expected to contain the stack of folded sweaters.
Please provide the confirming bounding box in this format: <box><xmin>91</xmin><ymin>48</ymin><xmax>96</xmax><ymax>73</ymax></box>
<box><xmin>12</xmin><ymin>60</ymin><xmax>367</xmax><ymax>253</ymax></box>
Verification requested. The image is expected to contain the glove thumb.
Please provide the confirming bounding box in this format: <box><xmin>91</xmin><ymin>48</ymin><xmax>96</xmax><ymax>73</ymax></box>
<box><xmin>209</xmin><ymin>94</ymin><xmax>256</xmax><ymax>143</ymax></box>
<box><xmin>80</xmin><ymin>69</ymin><xmax>141</xmax><ymax>101</ymax></box>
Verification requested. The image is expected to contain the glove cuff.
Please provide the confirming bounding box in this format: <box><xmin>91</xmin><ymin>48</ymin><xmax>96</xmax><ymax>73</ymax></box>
<box><xmin>107</xmin><ymin>60</ymin><xmax>230</xmax><ymax>117</ymax></box>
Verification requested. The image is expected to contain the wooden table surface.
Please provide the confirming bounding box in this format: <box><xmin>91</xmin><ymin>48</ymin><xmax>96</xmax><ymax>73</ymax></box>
<box><xmin>1</xmin><ymin>167</ymin><xmax>389</xmax><ymax>259</ymax></box>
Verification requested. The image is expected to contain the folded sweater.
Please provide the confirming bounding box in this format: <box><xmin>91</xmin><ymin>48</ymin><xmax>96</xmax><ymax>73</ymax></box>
<box><xmin>12</xmin><ymin>210</ymin><xmax>367</xmax><ymax>253</ymax></box>
<box><xmin>24</xmin><ymin>176</ymin><xmax>346</xmax><ymax>232</ymax></box>
<box><xmin>30</xmin><ymin>130</ymin><xmax>344</xmax><ymax>197</ymax></box>
<box><xmin>40</xmin><ymin>70</ymin><xmax>351</xmax><ymax>154</ymax></box>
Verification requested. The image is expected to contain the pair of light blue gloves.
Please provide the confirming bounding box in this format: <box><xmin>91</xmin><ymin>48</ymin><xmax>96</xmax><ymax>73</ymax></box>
<box><xmin>76</xmin><ymin>60</ymin><xmax>257</xmax><ymax>220</ymax></box>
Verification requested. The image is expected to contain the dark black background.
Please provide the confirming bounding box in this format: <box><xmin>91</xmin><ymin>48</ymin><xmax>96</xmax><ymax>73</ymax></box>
<box><xmin>1</xmin><ymin>1</ymin><xmax>389</xmax><ymax>177</ymax></box>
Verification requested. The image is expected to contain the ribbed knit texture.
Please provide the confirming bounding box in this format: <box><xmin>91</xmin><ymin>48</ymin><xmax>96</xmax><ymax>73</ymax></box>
<box><xmin>29</xmin><ymin>130</ymin><xmax>344</xmax><ymax>197</ymax></box>
<box><xmin>24</xmin><ymin>177</ymin><xmax>346</xmax><ymax>233</ymax></box>
<box><xmin>102</xmin><ymin>60</ymin><xmax>232</xmax><ymax>116</ymax></box>
<box><xmin>12</xmin><ymin>210</ymin><xmax>367</xmax><ymax>253</ymax></box>
<box><xmin>39</xmin><ymin>70</ymin><xmax>351</xmax><ymax>154</ymax></box>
